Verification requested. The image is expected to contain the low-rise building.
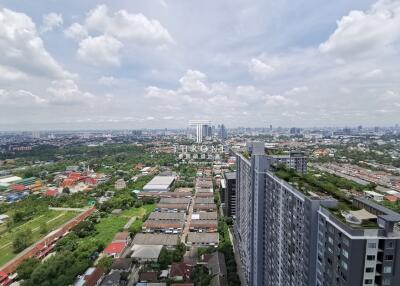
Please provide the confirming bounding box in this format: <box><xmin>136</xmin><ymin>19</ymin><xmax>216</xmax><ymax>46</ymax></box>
<box><xmin>110</xmin><ymin>258</ymin><xmax>133</xmax><ymax>272</ymax></box>
<box><xmin>155</xmin><ymin>204</ymin><xmax>189</xmax><ymax>213</ymax></box>
<box><xmin>114</xmin><ymin>179</ymin><xmax>126</xmax><ymax>191</ymax></box>
<box><xmin>131</xmin><ymin>245</ymin><xmax>163</xmax><ymax>262</ymax></box>
<box><xmin>73</xmin><ymin>267</ymin><xmax>104</xmax><ymax>286</ymax></box>
<box><xmin>170</xmin><ymin>262</ymin><xmax>193</xmax><ymax>282</ymax></box>
<box><xmin>100</xmin><ymin>271</ymin><xmax>120</xmax><ymax>286</ymax></box>
<box><xmin>159</xmin><ymin>197</ymin><xmax>191</xmax><ymax>205</ymax></box>
<box><xmin>364</xmin><ymin>190</ymin><xmax>385</xmax><ymax>201</ymax></box>
<box><xmin>132</xmin><ymin>233</ymin><xmax>179</xmax><ymax>247</ymax></box>
<box><xmin>194</xmin><ymin>197</ymin><xmax>214</xmax><ymax>204</ymax></box>
<box><xmin>189</xmin><ymin>220</ymin><xmax>218</xmax><ymax>232</ymax></box>
<box><xmin>112</xmin><ymin>232</ymin><xmax>131</xmax><ymax>245</ymax></box>
<box><xmin>103</xmin><ymin>242</ymin><xmax>126</xmax><ymax>258</ymax></box>
<box><xmin>187</xmin><ymin>233</ymin><xmax>219</xmax><ymax>247</ymax></box>
<box><xmin>193</xmin><ymin>203</ymin><xmax>217</xmax><ymax>212</ymax></box>
<box><xmin>143</xmin><ymin>176</ymin><xmax>176</xmax><ymax>192</ymax></box>
<box><xmin>142</xmin><ymin>220</ymin><xmax>184</xmax><ymax>234</ymax></box>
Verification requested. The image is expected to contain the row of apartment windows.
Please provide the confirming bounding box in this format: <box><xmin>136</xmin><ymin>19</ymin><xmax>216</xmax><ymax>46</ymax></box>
<box><xmin>365</xmin><ymin>277</ymin><xmax>392</xmax><ymax>285</ymax></box>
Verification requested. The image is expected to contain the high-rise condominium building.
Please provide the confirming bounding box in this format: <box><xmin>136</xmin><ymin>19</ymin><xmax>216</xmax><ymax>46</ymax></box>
<box><xmin>221</xmin><ymin>171</ymin><xmax>236</xmax><ymax>217</ymax></box>
<box><xmin>234</xmin><ymin>142</ymin><xmax>400</xmax><ymax>286</ymax></box>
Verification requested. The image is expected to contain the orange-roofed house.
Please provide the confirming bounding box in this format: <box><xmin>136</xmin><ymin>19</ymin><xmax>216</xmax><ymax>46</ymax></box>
<box><xmin>103</xmin><ymin>242</ymin><xmax>126</xmax><ymax>258</ymax></box>
<box><xmin>385</xmin><ymin>195</ymin><xmax>399</xmax><ymax>202</ymax></box>
<box><xmin>68</xmin><ymin>172</ymin><xmax>82</xmax><ymax>179</ymax></box>
<box><xmin>62</xmin><ymin>178</ymin><xmax>76</xmax><ymax>188</ymax></box>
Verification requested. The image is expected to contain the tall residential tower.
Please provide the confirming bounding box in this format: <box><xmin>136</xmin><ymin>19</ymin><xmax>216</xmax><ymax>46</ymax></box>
<box><xmin>234</xmin><ymin>142</ymin><xmax>400</xmax><ymax>286</ymax></box>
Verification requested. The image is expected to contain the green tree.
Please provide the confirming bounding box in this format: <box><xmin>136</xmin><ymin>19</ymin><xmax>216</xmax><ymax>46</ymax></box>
<box><xmin>97</xmin><ymin>256</ymin><xmax>113</xmax><ymax>270</ymax></box>
<box><xmin>16</xmin><ymin>258</ymin><xmax>39</xmax><ymax>280</ymax></box>
<box><xmin>13</xmin><ymin>228</ymin><xmax>33</xmax><ymax>253</ymax></box>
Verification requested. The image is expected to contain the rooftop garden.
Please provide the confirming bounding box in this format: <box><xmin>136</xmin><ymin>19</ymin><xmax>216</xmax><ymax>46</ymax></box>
<box><xmin>274</xmin><ymin>166</ymin><xmax>363</xmax><ymax>202</ymax></box>
<box><xmin>274</xmin><ymin>166</ymin><xmax>380</xmax><ymax>228</ymax></box>
<box><xmin>240</xmin><ymin>151</ymin><xmax>250</xmax><ymax>160</ymax></box>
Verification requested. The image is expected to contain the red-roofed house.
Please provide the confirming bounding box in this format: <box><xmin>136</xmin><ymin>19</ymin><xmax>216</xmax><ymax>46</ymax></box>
<box><xmin>44</xmin><ymin>189</ymin><xmax>59</xmax><ymax>197</ymax></box>
<box><xmin>103</xmin><ymin>242</ymin><xmax>126</xmax><ymax>258</ymax></box>
<box><xmin>85</xmin><ymin>178</ymin><xmax>97</xmax><ymax>186</ymax></box>
<box><xmin>0</xmin><ymin>271</ymin><xmax>12</xmax><ymax>286</ymax></box>
<box><xmin>84</xmin><ymin>267</ymin><xmax>104</xmax><ymax>286</ymax></box>
<box><xmin>11</xmin><ymin>184</ymin><xmax>27</xmax><ymax>192</ymax></box>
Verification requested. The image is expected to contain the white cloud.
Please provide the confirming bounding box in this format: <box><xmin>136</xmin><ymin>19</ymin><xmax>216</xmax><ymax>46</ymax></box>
<box><xmin>85</xmin><ymin>4</ymin><xmax>173</xmax><ymax>45</ymax></box>
<box><xmin>285</xmin><ymin>86</ymin><xmax>309</xmax><ymax>96</ymax></box>
<box><xmin>319</xmin><ymin>0</ymin><xmax>400</xmax><ymax>58</ymax></box>
<box><xmin>46</xmin><ymin>79</ymin><xmax>94</xmax><ymax>105</ymax></box>
<box><xmin>77</xmin><ymin>35</ymin><xmax>123</xmax><ymax>67</ymax></box>
<box><xmin>41</xmin><ymin>12</ymin><xmax>63</xmax><ymax>33</ymax></box>
<box><xmin>248</xmin><ymin>58</ymin><xmax>275</xmax><ymax>79</ymax></box>
<box><xmin>66</xmin><ymin>5</ymin><xmax>173</xmax><ymax>68</ymax></box>
<box><xmin>64</xmin><ymin>23</ymin><xmax>88</xmax><ymax>41</ymax></box>
<box><xmin>178</xmin><ymin>70</ymin><xmax>210</xmax><ymax>93</ymax></box>
<box><xmin>360</xmin><ymin>69</ymin><xmax>383</xmax><ymax>79</ymax></box>
<box><xmin>145</xmin><ymin>69</ymin><xmax>298</xmax><ymax>120</ymax></box>
<box><xmin>97</xmin><ymin>76</ymin><xmax>116</xmax><ymax>86</ymax></box>
<box><xmin>0</xmin><ymin>8</ymin><xmax>72</xmax><ymax>79</ymax></box>
<box><xmin>0</xmin><ymin>89</ymin><xmax>47</xmax><ymax>106</ymax></box>
<box><xmin>0</xmin><ymin>65</ymin><xmax>28</xmax><ymax>81</ymax></box>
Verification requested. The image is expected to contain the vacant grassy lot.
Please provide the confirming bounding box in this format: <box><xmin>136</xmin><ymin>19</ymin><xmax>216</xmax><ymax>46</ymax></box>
<box><xmin>0</xmin><ymin>210</ymin><xmax>78</xmax><ymax>267</ymax></box>
<box><xmin>93</xmin><ymin>204</ymin><xmax>155</xmax><ymax>245</ymax></box>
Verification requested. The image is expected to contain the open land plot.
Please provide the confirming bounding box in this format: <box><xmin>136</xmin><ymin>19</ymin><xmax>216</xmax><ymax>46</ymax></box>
<box><xmin>0</xmin><ymin>210</ymin><xmax>78</xmax><ymax>267</ymax></box>
<box><xmin>92</xmin><ymin>204</ymin><xmax>155</xmax><ymax>245</ymax></box>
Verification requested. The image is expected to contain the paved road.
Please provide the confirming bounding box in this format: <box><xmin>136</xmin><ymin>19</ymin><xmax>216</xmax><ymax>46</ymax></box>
<box><xmin>124</xmin><ymin>216</ymin><xmax>138</xmax><ymax>230</ymax></box>
<box><xmin>181</xmin><ymin>197</ymin><xmax>194</xmax><ymax>244</ymax></box>
<box><xmin>49</xmin><ymin>207</ymin><xmax>87</xmax><ymax>212</ymax></box>
<box><xmin>127</xmin><ymin>265</ymin><xmax>141</xmax><ymax>286</ymax></box>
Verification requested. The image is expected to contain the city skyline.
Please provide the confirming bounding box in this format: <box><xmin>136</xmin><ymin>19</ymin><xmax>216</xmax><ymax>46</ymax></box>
<box><xmin>1</xmin><ymin>0</ymin><xmax>400</xmax><ymax>130</ymax></box>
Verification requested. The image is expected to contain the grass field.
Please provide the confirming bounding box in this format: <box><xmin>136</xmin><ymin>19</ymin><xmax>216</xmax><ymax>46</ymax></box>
<box><xmin>93</xmin><ymin>204</ymin><xmax>155</xmax><ymax>245</ymax></box>
<box><xmin>0</xmin><ymin>210</ymin><xmax>78</xmax><ymax>267</ymax></box>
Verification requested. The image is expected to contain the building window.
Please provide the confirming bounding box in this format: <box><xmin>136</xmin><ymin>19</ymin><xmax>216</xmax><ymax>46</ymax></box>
<box><xmin>387</xmin><ymin>241</ymin><xmax>394</xmax><ymax>249</ymax></box>
<box><xmin>385</xmin><ymin>255</ymin><xmax>393</xmax><ymax>261</ymax></box>
<box><xmin>383</xmin><ymin>278</ymin><xmax>391</xmax><ymax>285</ymax></box>
<box><xmin>343</xmin><ymin>237</ymin><xmax>350</xmax><ymax>247</ymax></box>
<box><xmin>341</xmin><ymin>260</ymin><xmax>348</xmax><ymax>271</ymax></box>
<box><xmin>364</xmin><ymin>279</ymin><xmax>373</xmax><ymax>285</ymax></box>
<box><xmin>367</xmin><ymin>242</ymin><xmax>376</xmax><ymax>248</ymax></box>
<box><xmin>342</xmin><ymin>249</ymin><xmax>348</xmax><ymax>259</ymax></box>
<box><xmin>366</xmin><ymin>255</ymin><xmax>375</xmax><ymax>261</ymax></box>
<box><xmin>328</xmin><ymin>237</ymin><xmax>333</xmax><ymax>244</ymax></box>
<box><xmin>383</xmin><ymin>266</ymin><xmax>392</xmax><ymax>274</ymax></box>
<box><xmin>365</xmin><ymin>267</ymin><xmax>374</xmax><ymax>273</ymax></box>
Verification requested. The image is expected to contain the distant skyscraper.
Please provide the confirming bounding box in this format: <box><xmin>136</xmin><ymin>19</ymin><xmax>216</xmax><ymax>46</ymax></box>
<box><xmin>218</xmin><ymin>124</ymin><xmax>227</xmax><ymax>140</ymax></box>
<box><xmin>290</xmin><ymin>127</ymin><xmax>301</xmax><ymax>135</ymax></box>
<box><xmin>31</xmin><ymin>131</ymin><xmax>41</xmax><ymax>139</ymax></box>
<box><xmin>189</xmin><ymin>120</ymin><xmax>211</xmax><ymax>143</ymax></box>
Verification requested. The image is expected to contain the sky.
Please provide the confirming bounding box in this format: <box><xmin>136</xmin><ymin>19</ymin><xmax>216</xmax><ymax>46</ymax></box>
<box><xmin>0</xmin><ymin>0</ymin><xmax>399</xmax><ymax>130</ymax></box>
